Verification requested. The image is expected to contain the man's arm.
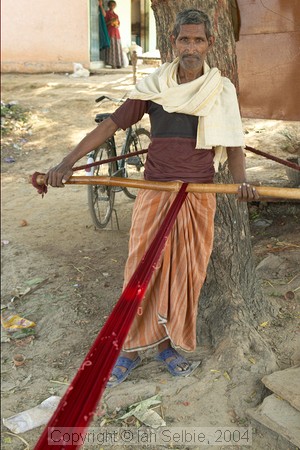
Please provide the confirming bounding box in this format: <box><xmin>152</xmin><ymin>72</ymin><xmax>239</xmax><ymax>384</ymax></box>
<box><xmin>98</xmin><ymin>0</ymin><xmax>106</xmax><ymax>17</ymax></box>
<box><xmin>226</xmin><ymin>147</ymin><xmax>259</xmax><ymax>201</ymax></box>
<box><xmin>45</xmin><ymin>117</ymin><xmax>118</xmax><ymax>187</ymax></box>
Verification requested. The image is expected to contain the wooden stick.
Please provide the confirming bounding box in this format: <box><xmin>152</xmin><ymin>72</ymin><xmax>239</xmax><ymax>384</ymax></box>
<box><xmin>34</xmin><ymin>174</ymin><xmax>300</xmax><ymax>200</ymax></box>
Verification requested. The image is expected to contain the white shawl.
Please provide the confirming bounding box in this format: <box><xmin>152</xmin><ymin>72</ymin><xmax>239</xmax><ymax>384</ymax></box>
<box><xmin>129</xmin><ymin>58</ymin><xmax>245</xmax><ymax>170</ymax></box>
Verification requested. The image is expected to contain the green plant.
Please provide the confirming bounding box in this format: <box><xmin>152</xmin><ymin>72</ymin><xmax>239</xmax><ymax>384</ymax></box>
<box><xmin>1</xmin><ymin>102</ymin><xmax>29</xmax><ymax>136</ymax></box>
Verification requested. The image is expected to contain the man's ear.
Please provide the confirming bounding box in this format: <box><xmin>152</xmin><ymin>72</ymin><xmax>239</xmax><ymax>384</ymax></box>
<box><xmin>170</xmin><ymin>34</ymin><xmax>176</xmax><ymax>47</ymax></box>
<box><xmin>170</xmin><ymin>34</ymin><xmax>178</xmax><ymax>55</ymax></box>
<box><xmin>208</xmin><ymin>36</ymin><xmax>215</xmax><ymax>49</ymax></box>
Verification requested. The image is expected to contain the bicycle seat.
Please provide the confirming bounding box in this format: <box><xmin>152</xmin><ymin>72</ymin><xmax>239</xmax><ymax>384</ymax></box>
<box><xmin>95</xmin><ymin>113</ymin><xmax>111</xmax><ymax>123</ymax></box>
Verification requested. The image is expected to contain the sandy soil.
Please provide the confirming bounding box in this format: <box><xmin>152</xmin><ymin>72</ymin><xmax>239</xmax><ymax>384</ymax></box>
<box><xmin>1</xmin><ymin>69</ymin><xmax>300</xmax><ymax>450</ymax></box>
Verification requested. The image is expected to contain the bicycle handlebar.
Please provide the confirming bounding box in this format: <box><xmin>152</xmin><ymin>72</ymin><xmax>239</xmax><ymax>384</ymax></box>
<box><xmin>95</xmin><ymin>95</ymin><xmax>126</xmax><ymax>104</ymax></box>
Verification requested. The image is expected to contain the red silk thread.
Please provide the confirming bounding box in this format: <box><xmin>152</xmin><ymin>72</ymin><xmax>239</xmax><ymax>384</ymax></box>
<box><xmin>34</xmin><ymin>183</ymin><xmax>188</xmax><ymax>450</ymax></box>
<box><xmin>245</xmin><ymin>145</ymin><xmax>300</xmax><ymax>171</ymax></box>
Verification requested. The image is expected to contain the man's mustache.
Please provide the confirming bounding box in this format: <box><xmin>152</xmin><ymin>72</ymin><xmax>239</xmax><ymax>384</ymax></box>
<box><xmin>182</xmin><ymin>54</ymin><xmax>201</xmax><ymax>60</ymax></box>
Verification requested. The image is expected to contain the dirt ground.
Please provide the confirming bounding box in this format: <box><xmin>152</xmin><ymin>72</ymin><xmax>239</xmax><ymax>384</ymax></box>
<box><xmin>1</xmin><ymin>69</ymin><xmax>300</xmax><ymax>450</ymax></box>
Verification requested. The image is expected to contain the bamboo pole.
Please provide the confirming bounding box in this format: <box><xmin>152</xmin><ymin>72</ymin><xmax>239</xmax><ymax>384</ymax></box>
<box><xmin>34</xmin><ymin>174</ymin><xmax>300</xmax><ymax>200</ymax></box>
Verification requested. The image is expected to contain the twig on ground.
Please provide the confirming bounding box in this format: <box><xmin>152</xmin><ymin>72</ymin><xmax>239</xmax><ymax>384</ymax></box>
<box><xmin>287</xmin><ymin>274</ymin><xmax>300</xmax><ymax>284</ymax></box>
<box><xmin>50</xmin><ymin>380</ymin><xmax>70</xmax><ymax>385</ymax></box>
<box><xmin>3</xmin><ymin>432</ymin><xmax>30</xmax><ymax>450</ymax></box>
<box><xmin>20</xmin><ymin>277</ymin><xmax>50</xmax><ymax>299</ymax></box>
<box><xmin>69</xmin><ymin>264</ymin><xmax>84</xmax><ymax>274</ymax></box>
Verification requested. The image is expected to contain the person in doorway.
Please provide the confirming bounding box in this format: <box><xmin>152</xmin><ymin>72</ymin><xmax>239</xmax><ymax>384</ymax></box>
<box><xmin>45</xmin><ymin>9</ymin><xmax>259</xmax><ymax>387</ymax></box>
<box><xmin>98</xmin><ymin>0</ymin><xmax>110</xmax><ymax>55</ymax></box>
<box><xmin>99</xmin><ymin>0</ymin><xmax>124</xmax><ymax>69</ymax></box>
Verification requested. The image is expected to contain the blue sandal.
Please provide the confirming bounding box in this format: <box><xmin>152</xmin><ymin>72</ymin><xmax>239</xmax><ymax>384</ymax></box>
<box><xmin>107</xmin><ymin>356</ymin><xmax>141</xmax><ymax>387</ymax></box>
<box><xmin>155</xmin><ymin>347</ymin><xmax>196</xmax><ymax>377</ymax></box>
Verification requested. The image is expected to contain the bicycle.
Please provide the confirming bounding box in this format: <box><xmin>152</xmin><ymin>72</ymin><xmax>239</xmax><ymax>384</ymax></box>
<box><xmin>86</xmin><ymin>95</ymin><xmax>151</xmax><ymax>229</ymax></box>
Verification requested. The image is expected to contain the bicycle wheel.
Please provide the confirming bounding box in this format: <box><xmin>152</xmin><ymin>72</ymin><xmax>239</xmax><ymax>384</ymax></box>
<box><xmin>87</xmin><ymin>142</ymin><xmax>117</xmax><ymax>229</ymax></box>
<box><xmin>121</xmin><ymin>128</ymin><xmax>151</xmax><ymax>199</ymax></box>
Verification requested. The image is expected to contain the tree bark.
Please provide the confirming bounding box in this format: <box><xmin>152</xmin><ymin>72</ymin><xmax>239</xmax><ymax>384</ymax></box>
<box><xmin>150</xmin><ymin>0</ymin><xmax>278</xmax><ymax>413</ymax></box>
<box><xmin>198</xmin><ymin>168</ymin><xmax>276</xmax><ymax>357</ymax></box>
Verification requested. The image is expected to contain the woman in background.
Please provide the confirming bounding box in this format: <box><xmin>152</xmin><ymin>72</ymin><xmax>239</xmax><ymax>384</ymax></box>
<box><xmin>98</xmin><ymin>0</ymin><xmax>110</xmax><ymax>56</ymax></box>
<box><xmin>99</xmin><ymin>0</ymin><xmax>124</xmax><ymax>69</ymax></box>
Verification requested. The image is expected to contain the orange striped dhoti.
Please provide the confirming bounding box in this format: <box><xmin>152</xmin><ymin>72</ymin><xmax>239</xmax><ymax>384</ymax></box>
<box><xmin>123</xmin><ymin>189</ymin><xmax>216</xmax><ymax>353</ymax></box>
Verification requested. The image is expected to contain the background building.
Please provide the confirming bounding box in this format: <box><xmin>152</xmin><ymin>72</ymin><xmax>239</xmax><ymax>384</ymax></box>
<box><xmin>1</xmin><ymin>0</ymin><xmax>157</xmax><ymax>73</ymax></box>
<box><xmin>1</xmin><ymin>0</ymin><xmax>299</xmax><ymax>120</ymax></box>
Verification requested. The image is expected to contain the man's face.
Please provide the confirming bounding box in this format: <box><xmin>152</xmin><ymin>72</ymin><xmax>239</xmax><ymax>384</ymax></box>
<box><xmin>171</xmin><ymin>23</ymin><xmax>214</xmax><ymax>73</ymax></box>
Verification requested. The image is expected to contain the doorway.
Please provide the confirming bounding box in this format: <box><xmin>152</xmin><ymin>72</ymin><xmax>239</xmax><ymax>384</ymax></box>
<box><xmin>131</xmin><ymin>0</ymin><xmax>149</xmax><ymax>52</ymax></box>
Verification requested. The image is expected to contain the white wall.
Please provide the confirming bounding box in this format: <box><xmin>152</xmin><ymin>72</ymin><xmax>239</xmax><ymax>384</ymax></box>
<box><xmin>148</xmin><ymin>6</ymin><xmax>157</xmax><ymax>52</ymax></box>
<box><xmin>1</xmin><ymin>0</ymin><xmax>89</xmax><ymax>73</ymax></box>
<box><xmin>115</xmin><ymin>1</ymin><xmax>132</xmax><ymax>49</ymax></box>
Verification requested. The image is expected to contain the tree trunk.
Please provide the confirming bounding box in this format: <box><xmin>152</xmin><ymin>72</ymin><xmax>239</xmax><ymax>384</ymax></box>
<box><xmin>150</xmin><ymin>0</ymin><xmax>278</xmax><ymax>413</ymax></box>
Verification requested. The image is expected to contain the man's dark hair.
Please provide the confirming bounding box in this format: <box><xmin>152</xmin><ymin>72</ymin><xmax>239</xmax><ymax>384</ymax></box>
<box><xmin>172</xmin><ymin>9</ymin><xmax>213</xmax><ymax>40</ymax></box>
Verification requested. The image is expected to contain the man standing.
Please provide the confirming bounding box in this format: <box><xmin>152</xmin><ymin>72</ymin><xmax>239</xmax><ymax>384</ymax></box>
<box><xmin>45</xmin><ymin>9</ymin><xmax>258</xmax><ymax>387</ymax></box>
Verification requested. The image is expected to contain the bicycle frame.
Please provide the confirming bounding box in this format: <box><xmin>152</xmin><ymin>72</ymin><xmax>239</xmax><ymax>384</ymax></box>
<box><xmin>86</xmin><ymin>95</ymin><xmax>151</xmax><ymax>228</ymax></box>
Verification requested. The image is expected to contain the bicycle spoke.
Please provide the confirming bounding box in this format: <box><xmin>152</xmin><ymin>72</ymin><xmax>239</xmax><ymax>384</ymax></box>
<box><xmin>122</xmin><ymin>128</ymin><xmax>151</xmax><ymax>199</ymax></box>
<box><xmin>87</xmin><ymin>143</ymin><xmax>117</xmax><ymax>228</ymax></box>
